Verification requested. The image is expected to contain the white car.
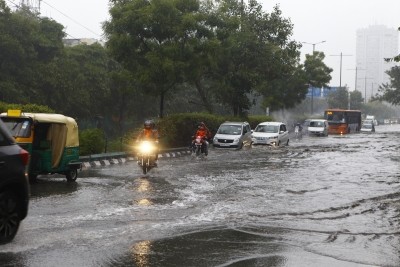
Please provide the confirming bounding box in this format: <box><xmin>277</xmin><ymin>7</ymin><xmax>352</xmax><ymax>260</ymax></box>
<box><xmin>251</xmin><ymin>122</ymin><xmax>289</xmax><ymax>146</ymax></box>
<box><xmin>307</xmin><ymin>119</ymin><xmax>329</xmax><ymax>136</ymax></box>
<box><xmin>360</xmin><ymin>121</ymin><xmax>375</xmax><ymax>132</ymax></box>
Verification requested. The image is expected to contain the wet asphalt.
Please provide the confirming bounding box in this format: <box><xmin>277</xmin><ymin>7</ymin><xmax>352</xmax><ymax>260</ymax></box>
<box><xmin>1</xmin><ymin>124</ymin><xmax>400</xmax><ymax>267</ymax></box>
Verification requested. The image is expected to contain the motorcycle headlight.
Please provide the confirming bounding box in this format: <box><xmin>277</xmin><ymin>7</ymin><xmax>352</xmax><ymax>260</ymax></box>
<box><xmin>138</xmin><ymin>141</ymin><xmax>155</xmax><ymax>153</ymax></box>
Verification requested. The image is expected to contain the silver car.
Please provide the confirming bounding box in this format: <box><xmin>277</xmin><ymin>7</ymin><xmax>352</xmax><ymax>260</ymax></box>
<box><xmin>251</xmin><ymin>122</ymin><xmax>289</xmax><ymax>146</ymax></box>
<box><xmin>213</xmin><ymin>121</ymin><xmax>252</xmax><ymax>149</ymax></box>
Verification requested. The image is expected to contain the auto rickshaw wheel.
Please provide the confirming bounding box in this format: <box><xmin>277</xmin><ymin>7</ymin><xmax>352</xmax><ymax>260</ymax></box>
<box><xmin>66</xmin><ymin>169</ymin><xmax>78</xmax><ymax>182</ymax></box>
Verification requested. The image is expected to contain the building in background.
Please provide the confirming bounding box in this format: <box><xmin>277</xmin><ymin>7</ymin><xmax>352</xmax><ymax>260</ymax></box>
<box><xmin>356</xmin><ymin>25</ymin><xmax>399</xmax><ymax>102</ymax></box>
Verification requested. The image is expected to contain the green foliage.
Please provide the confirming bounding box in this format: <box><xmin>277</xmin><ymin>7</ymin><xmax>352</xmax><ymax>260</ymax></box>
<box><xmin>0</xmin><ymin>102</ymin><xmax>54</xmax><ymax>113</ymax></box>
<box><xmin>349</xmin><ymin>90</ymin><xmax>363</xmax><ymax>110</ymax></box>
<box><xmin>377</xmin><ymin>66</ymin><xmax>400</xmax><ymax>105</ymax></box>
<box><xmin>304</xmin><ymin>52</ymin><xmax>333</xmax><ymax>88</ymax></box>
<box><xmin>79</xmin><ymin>128</ymin><xmax>105</xmax><ymax>156</ymax></box>
<box><xmin>327</xmin><ymin>87</ymin><xmax>349</xmax><ymax>109</ymax></box>
<box><xmin>0</xmin><ymin>4</ymin><xmax>65</xmax><ymax>104</ymax></box>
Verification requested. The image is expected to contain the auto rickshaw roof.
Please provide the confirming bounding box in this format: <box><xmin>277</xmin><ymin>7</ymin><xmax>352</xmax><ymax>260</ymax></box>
<box><xmin>0</xmin><ymin>111</ymin><xmax>79</xmax><ymax>147</ymax></box>
<box><xmin>1</xmin><ymin>111</ymin><xmax>76</xmax><ymax>125</ymax></box>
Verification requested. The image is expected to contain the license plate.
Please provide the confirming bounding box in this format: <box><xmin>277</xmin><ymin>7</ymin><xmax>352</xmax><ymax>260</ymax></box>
<box><xmin>219</xmin><ymin>143</ymin><xmax>230</xmax><ymax>146</ymax></box>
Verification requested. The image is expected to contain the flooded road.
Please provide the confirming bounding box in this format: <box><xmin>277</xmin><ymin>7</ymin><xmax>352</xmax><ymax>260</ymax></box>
<box><xmin>1</xmin><ymin>124</ymin><xmax>400</xmax><ymax>266</ymax></box>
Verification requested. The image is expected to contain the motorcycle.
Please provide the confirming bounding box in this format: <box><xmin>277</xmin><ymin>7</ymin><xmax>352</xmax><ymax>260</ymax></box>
<box><xmin>191</xmin><ymin>136</ymin><xmax>208</xmax><ymax>157</ymax></box>
<box><xmin>136</xmin><ymin>141</ymin><xmax>158</xmax><ymax>174</ymax></box>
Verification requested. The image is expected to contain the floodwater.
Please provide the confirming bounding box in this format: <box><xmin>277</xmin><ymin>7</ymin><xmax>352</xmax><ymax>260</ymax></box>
<box><xmin>1</xmin><ymin>124</ymin><xmax>400</xmax><ymax>267</ymax></box>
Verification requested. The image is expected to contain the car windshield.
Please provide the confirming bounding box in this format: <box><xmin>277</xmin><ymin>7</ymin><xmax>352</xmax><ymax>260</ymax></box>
<box><xmin>217</xmin><ymin>125</ymin><xmax>242</xmax><ymax>135</ymax></box>
<box><xmin>1</xmin><ymin>118</ymin><xmax>32</xmax><ymax>138</ymax></box>
<box><xmin>362</xmin><ymin>124</ymin><xmax>372</xmax><ymax>129</ymax></box>
<box><xmin>254</xmin><ymin>125</ymin><xmax>279</xmax><ymax>133</ymax></box>
<box><xmin>310</xmin><ymin>121</ymin><xmax>324</xmax><ymax>127</ymax></box>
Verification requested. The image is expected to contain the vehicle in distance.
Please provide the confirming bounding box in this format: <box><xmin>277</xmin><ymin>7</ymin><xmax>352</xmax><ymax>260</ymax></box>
<box><xmin>251</xmin><ymin>122</ymin><xmax>289</xmax><ymax>146</ymax></box>
<box><xmin>213</xmin><ymin>121</ymin><xmax>252</xmax><ymax>149</ymax></box>
<box><xmin>0</xmin><ymin>119</ymin><xmax>30</xmax><ymax>244</ymax></box>
<box><xmin>360</xmin><ymin>120</ymin><xmax>375</xmax><ymax>133</ymax></box>
<box><xmin>307</xmin><ymin>119</ymin><xmax>329</xmax><ymax>136</ymax></box>
<box><xmin>324</xmin><ymin>109</ymin><xmax>362</xmax><ymax>134</ymax></box>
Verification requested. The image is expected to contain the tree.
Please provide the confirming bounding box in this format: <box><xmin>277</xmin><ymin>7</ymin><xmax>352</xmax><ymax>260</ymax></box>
<box><xmin>327</xmin><ymin>87</ymin><xmax>349</xmax><ymax>109</ymax></box>
<box><xmin>349</xmin><ymin>90</ymin><xmax>363</xmax><ymax>110</ymax></box>
<box><xmin>376</xmin><ymin>66</ymin><xmax>400</xmax><ymax>105</ymax></box>
<box><xmin>0</xmin><ymin>1</ymin><xmax>65</xmax><ymax>103</ymax></box>
<box><xmin>105</xmin><ymin>0</ymin><xmax>205</xmax><ymax>118</ymax></box>
<box><xmin>303</xmin><ymin>51</ymin><xmax>332</xmax><ymax>88</ymax></box>
<box><xmin>211</xmin><ymin>1</ymin><xmax>305</xmax><ymax>115</ymax></box>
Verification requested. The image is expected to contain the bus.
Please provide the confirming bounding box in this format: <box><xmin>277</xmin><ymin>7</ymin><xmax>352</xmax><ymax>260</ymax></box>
<box><xmin>324</xmin><ymin>109</ymin><xmax>362</xmax><ymax>134</ymax></box>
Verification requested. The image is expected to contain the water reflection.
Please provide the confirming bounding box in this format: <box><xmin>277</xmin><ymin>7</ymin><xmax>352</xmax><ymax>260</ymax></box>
<box><xmin>131</xmin><ymin>240</ymin><xmax>152</xmax><ymax>267</ymax></box>
<box><xmin>135</xmin><ymin>179</ymin><xmax>153</xmax><ymax>206</ymax></box>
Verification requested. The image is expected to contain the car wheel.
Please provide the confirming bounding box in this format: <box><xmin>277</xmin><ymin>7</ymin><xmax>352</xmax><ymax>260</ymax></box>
<box><xmin>0</xmin><ymin>190</ymin><xmax>21</xmax><ymax>244</ymax></box>
<box><xmin>28</xmin><ymin>173</ymin><xmax>37</xmax><ymax>183</ymax></box>
<box><xmin>277</xmin><ymin>141</ymin><xmax>281</xmax><ymax>146</ymax></box>
<box><xmin>66</xmin><ymin>169</ymin><xmax>78</xmax><ymax>182</ymax></box>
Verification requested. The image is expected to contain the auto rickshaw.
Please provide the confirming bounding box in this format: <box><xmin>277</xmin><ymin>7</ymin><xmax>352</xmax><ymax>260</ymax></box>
<box><xmin>0</xmin><ymin>110</ymin><xmax>81</xmax><ymax>182</ymax></box>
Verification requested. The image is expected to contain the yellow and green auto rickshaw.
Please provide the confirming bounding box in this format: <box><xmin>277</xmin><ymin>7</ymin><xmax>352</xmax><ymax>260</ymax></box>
<box><xmin>0</xmin><ymin>110</ymin><xmax>81</xmax><ymax>182</ymax></box>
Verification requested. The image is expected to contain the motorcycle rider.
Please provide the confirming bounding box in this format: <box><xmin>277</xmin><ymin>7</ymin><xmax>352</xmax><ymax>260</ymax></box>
<box><xmin>191</xmin><ymin>122</ymin><xmax>212</xmax><ymax>156</ymax></box>
<box><xmin>137</xmin><ymin>119</ymin><xmax>159</xmax><ymax>163</ymax></box>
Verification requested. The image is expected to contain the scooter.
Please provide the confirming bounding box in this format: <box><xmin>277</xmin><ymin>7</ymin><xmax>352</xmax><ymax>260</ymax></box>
<box><xmin>137</xmin><ymin>141</ymin><xmax>158</xmax><ymax>174</ymax></box>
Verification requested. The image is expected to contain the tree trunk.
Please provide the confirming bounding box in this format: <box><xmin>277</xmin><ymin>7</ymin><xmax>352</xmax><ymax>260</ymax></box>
<box><xmin>159</xmin><ymin>91</ymin><xmax>165</xmax><ymax>118</ymax></box>
<box><xmin>194</xmin><ymin>79</ymin><xmax>213</xmax><ymax>113</ymax></box>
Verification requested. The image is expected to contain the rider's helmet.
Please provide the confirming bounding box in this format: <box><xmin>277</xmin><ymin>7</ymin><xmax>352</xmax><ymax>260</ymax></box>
<box><xmin>198</xmin><ymin>122</ymin><xmax>205</xmax><ymax>130</ymax></box>
<box><xmin>144</xmin><ymin>120</ymin><xmax>155</xmax><ymax>129</ymax></box>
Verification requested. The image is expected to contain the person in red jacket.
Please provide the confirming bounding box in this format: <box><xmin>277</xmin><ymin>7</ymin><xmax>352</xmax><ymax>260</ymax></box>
<box><xmin>191</xmin><ymin>122</ymin><xmax>212</xmax><ymax>155</ymax></box>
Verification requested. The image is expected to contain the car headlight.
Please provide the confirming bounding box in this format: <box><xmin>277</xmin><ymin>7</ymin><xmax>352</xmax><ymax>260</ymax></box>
<box><xmin>268</xmin><ymin>135</ymin><xmax>278</xmax><ymax>140</ymax></box>
<box><xmin>213</xmin><ymin>137</ymin><xmax>218</xmax><ymax>142</ymax></box>
<box><xmin>234</xmin><ymin>137</ymin><xmax>240</xmax><ymax>142</ymax></box>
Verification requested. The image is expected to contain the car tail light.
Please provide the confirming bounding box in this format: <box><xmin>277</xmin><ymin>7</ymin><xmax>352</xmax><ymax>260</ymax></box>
<box><xmin>19</xmin><ymin>149</ymin><xmax>30</xmax><ymax>166</ymax></box>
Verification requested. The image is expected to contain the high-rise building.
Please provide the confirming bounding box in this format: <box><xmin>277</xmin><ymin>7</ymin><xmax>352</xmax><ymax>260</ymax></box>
<box><xmin>356</xmin><ymin>25</ymin><xmax>399</xmax><ymax>102</ymax></box>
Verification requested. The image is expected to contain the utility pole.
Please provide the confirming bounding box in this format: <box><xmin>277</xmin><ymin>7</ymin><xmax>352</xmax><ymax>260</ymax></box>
<box><xmin>360</xmin><ymin>77</ymin><xmax>373</xmax><ymax>103</ymax></box>
<box><xmin>347</xmin><ymin>67</ymin><xmax>365</xmax><ymax>109</ymax></box>
<box><xmin>330</xmin><ymin>53</ymin><xmax>352</xmax><ymax>89</ymax></box>
<box><xmin>302</xmin><ymin>40</ymin><xmax>326</xmax><ymax>114</ymax></box>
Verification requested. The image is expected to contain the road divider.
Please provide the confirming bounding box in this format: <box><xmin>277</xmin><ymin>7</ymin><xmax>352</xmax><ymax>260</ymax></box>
<box><xmin>80</xmin><ymin>148</ymin><xmax>191</xmax><ymax>169</ymax></box>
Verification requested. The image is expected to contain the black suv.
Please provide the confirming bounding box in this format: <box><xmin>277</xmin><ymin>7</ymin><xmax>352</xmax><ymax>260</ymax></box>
<box><xmin>0</xmin><ymin>119</ymin><xmax>30</xmax><ymax>244</ymax></box>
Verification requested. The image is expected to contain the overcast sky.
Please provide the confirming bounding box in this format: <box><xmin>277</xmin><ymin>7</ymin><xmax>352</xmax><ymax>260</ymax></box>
<box><xmin>36</xmin><ymin>0</ymin><xmax>400</xmax><ymax>89</ymax></box>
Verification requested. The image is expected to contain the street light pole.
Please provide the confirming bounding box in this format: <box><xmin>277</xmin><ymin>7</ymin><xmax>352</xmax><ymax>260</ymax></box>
<box><xmin>302</xmin><ymin>40</ymin><xmax>326</xmax><ymax>114</ymax></box>
<box><xmin>330</xmin><ymin>52</ymin><xmax>352</xmax><ymax>89</ymax></box>
<box><xmin>302</xmin><ymin>40</ymin><xmax>326</xmax><ymax>53</ymax></box>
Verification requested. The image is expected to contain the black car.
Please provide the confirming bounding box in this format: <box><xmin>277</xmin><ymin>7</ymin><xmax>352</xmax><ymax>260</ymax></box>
<box><xmin>0</xmin><ymin>119</ymin><xmax>30</xmax><ymax>244</ymax></box>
